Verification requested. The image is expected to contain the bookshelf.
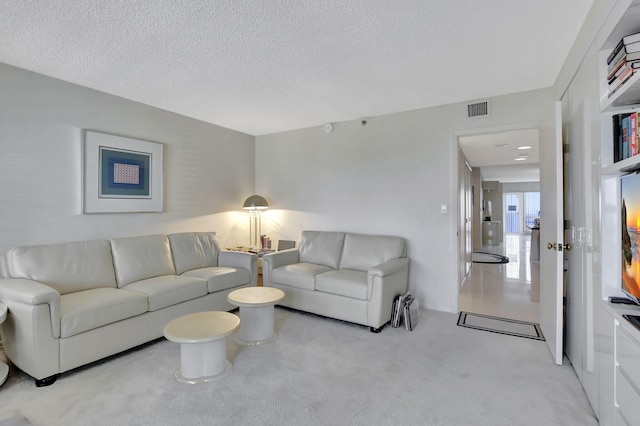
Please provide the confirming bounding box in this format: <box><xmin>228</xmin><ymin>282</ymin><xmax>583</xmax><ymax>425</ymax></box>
<box><xmin>599</xmin><ymin>0</ymin><xmax>640</xmax><ymax>307</ymax></box>
<box><xmin>597</xmin><ymin>3</ymin><xmax>640</xmax><ymax>423</ymax></box>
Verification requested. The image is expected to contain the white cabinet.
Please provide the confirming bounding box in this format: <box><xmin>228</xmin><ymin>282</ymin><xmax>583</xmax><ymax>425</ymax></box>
<box><xmin>603</xmin><ymin>303</ymin><xmax>640</xmax><ymax>425</ymax></box>
<box><xmin>615</xmin><ymin>320</ymin><xmax>640</xmax><ymax>424</ymax></box>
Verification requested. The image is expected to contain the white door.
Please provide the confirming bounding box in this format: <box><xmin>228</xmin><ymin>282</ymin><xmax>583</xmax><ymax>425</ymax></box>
<box><xmin>539</xmin><ymin>100</ymin><xmax>565</xmax><ymax>365</ymax></box>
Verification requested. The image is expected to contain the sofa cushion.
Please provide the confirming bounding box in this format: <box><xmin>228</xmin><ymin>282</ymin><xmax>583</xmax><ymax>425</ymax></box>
<box><xmin>271</xmin><ymin>263</ymin><xmax>333</xmax><ymax>290</ymax></box>
<box><xmin>110</xmin><ymin>235</ymin><xmax>176</xmax><ymax>287</ymax></box>
<box><xmin>298</xmin><ymin>231</ymin><xmax>346</xmax><ymax>269</ymax></box>
<box><xmin>183</xmin><ymin>266</ymin><xmax>250</xmax><ymax>293</ymax></box>
<box><xmin>60</xmin><ymin>288</ymin><xmax>148</xmax><ymax>338</ymax></box>
<box><xmin>122</xmin><ymin>275</ymin><xmax>207</xmax><ymax>311</ymax></box>
<box><xmin>339</xmin><ymin>234</ymin><xmax>406</xmax><ymax>272</ymax></box>
<box><xmin>7</xmin><ymin>240</ymin><xmax>117</xmax><ymax>295</ymax></box>
<box><xmin>168</xmin><ymin>232</ymin><xmax>220</xmax><ymax>275</ymax></box>
<box><xmin>315</xmin><ymin>270</ymin><xmax>368</xmax><ymax>300</ymax></box>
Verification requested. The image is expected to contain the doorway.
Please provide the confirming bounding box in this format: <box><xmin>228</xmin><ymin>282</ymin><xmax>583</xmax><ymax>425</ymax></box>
<box><xmin>457</xmin><ymin>128</ymin><xmax>541</xmax><ymax>323</ymax></box>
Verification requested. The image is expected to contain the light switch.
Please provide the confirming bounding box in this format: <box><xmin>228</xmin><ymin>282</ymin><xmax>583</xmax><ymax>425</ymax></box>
<box><xmin>440</xmin><ymin>204</ymin><xmax>448</xmax><ymax>214</ymax></box>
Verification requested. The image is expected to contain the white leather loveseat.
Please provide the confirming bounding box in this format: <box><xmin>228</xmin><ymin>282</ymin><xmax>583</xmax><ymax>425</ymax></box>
<box><xmin>262</xmin><ymin>231</ymin><xmax>409</xmax><ymax>332</ymax></box>
<box><xmin>0</xmin><ymin>232</ymin><xmax>256</xmax><ymax>386</ymax></box>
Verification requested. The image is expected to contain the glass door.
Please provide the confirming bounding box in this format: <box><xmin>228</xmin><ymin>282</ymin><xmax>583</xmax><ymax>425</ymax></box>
<box><xmin>504</xmin><ymin>192</ymin><xmax>540</xmax><ymax>235</ymax></box>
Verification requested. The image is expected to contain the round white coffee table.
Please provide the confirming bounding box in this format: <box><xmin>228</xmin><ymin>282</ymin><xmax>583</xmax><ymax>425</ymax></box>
<box><xmin>227</xmin><ymin>287</ymin><xmax>285</xmax><ymax>345</ymax></box>
<box><xmin>0</xmin><ymin>303</ymin><xmax>8</xmax><ymax>386</ymax></box>
<box><xmin>163</xmin><ymin>311</ymin><xmax>240</xmax><ymax>384</ymax></box>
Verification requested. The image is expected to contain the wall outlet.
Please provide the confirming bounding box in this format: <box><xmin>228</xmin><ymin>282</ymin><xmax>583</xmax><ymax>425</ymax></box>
<box><xmin>440</xmin><ymin>204</ymin><xmax>448</xmax><ymax>214</ymax></box>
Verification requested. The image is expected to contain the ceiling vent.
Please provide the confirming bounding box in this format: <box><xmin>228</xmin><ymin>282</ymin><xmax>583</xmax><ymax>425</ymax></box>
<box><xmin>467</xmin><ymin>100</ymin><xmax>490</xmax><ymax>118</ymax></box>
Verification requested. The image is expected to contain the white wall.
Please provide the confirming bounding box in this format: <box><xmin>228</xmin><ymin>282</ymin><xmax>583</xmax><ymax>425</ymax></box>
<box><xmin>256</xmin><ymin>88</ymin><xmax>555</xmax><ymax>312</ymax></box>
<box><xmin>501</xmin><ymin>182</ymin><xmax>540</xmax><ymax>192</ymax></box>
<box><xmin>0</xmin><ymin>63</ymin><xmax>256</xmax><ymax>255</ymax></box>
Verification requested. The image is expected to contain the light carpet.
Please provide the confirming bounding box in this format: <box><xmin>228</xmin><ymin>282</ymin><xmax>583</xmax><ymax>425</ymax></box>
<box><xmin>0</xmin><ymin>308</ymin><xmax>597</xmax><ymax>426</ymax></box>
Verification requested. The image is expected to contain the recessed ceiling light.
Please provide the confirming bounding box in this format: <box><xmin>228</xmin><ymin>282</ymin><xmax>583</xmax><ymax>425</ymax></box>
<box><xmin>517</xmin><ymin>146</ymin><xmax>532</xmax><ymax>150</ymax></box>
<box><xmin>514</xmin><ymin>157</ymin><xmax>527</xmax><ymax>161</ymax></box>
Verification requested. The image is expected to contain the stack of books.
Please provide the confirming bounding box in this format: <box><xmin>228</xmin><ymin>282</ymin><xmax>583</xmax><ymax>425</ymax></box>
<box><xmin>607</xmin><ymin>31</ymin><xmax>640</xmax><ymax>97</ymax></box>
<box><xmin>613</xmin><ymin>112</ymin><xmax>640</xmax><ymax>162</ymax></box>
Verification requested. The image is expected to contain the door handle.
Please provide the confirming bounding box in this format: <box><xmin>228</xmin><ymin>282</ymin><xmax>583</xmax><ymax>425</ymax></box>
<box><xmin>547</xmin><ymin>242</ymin><xmax>570</xmax><ymax>251</ymax></box>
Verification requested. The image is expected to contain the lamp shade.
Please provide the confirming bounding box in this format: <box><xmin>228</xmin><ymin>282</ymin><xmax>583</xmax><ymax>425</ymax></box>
<box><xmin>243</xmin><ymin>195</ymin><xmax>269</xmax><ymax>210</ymax></box>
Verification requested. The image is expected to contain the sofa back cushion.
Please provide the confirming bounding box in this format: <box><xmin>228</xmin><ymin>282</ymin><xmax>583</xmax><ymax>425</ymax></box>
<box><xmin>298</xmin><ymin>231</ymin><xmax>346</xmax><ymax>269</ymax></box>
<box><xmin>168</xmin><ymin>232</ymin><xmax>220</xmax><ymax>275</ymax></box>
<box><xmin>6</xmin><ymin>239</ymin><xmax>117</xmax><ymax>294</ymax></box>
<box><xmin>110</xmin><ymin>234</ymin><xmax>175</xmax><ymax>287</ymax></box>
<box><xmin>339</xmin><ymin>233</ymin><xmax>406</xmax><ymax>271</ymax></box>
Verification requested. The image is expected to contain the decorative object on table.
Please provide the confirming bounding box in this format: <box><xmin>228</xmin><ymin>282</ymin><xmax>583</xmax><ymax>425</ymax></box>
<box><xmin>277</xmin><ymin>240</ymin><xmax>295</xmax><ymax>251</ymax></box>
<box><xmin>83</xmin><ymin>130</ymin><xmax>164</xmax><ymax>213</ymax></box>
<box><xmin>242</xmin><ymin>194</ymin><xmax>269</xmax><ymax>250</ymax></box>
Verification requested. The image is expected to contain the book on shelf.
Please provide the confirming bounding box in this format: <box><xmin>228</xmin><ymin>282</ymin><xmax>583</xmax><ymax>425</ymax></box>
<box><xmin>608</xmin><ymin>65</ymin><xmax>635</xmax><ymax>97</ymax></box>
<box><xmin>624</xmin><ymin>31</ymin><xmax>640</xmax><ymax>46</ymax></box>
<box><xmin>626</xmin><ymin>41</ymin><xmax>640</xmax><ymax>54</ymax></box>
<box><xmin>609</xmin><ymin>62</ymin><xmax>629</xmax><ymax>84</ymax></box>
<box><xmin>608</xmin><ymin>53</ymin><xmax>627</xmax><ymax>79</ymax></box>
<box><xmin>608</xmin><ymin>48</ymin><xmax>626</xmax><ymax>72</ymax></box>
<box><xmin>613</xmin><ymin>112</ymin><xmax>640</xmax><ymax>162</ymax></box>
<box><xmin>632</xmin><ymin>113</ymin><xmax>637</xmax><ymax>157</ymax></box>
<box><xmin>607</xmin><ymin>52</ymin><xmax>640</xmax><ymax>80</ymax></box>
<box><xmin>608</xmin><ymin>31</ymin><xmax>640</xmax><ymax>64</ymax></box>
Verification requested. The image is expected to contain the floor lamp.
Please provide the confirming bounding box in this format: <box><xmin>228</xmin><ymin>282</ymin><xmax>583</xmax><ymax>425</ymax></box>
<box><xmin>243</xmin><ymin>195</ymin><xmax>269</xmax><ymax>250</ymax></box>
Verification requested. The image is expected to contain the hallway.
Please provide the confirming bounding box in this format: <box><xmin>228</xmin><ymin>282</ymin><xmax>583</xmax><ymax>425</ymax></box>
<box><xmin>459</xmin><ymin>234</ymin><xmax>540</xmax><ymax>324</ymax></box>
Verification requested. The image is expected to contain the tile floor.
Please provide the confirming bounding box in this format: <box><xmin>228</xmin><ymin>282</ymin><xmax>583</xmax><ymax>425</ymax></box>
<box><xmin>459</xmin><ymin>233</ymin><xmax>540</xmax><ymax>323</ymax></box>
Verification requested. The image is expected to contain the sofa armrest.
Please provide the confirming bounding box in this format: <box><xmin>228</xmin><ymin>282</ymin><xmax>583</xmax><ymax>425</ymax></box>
<box><xmin>218</xmin><ymin>251</ymin><xmax>258</xmax><ymax>285</ymax></box>
<box><xmin>261</xmin><ymin>250</ymin><xmax>300</xmax><ymax>287</ymax></box>
<box><xmin>368</xmin><ymin>258</ymin><xmax>409</xmax><ymax>278</ymax></box>
<box><xmin>0</xmin><ymin>278</ymin><xmax>61</xmax><ymax>338</ymax></box>
<box><xmin>262</xmin><ymin>249</ymin><xmax>299</xmax><ymax>270</ymax></box>
<box><xmin>0</xmin><ymin>278</ymin><xmax>62</xmax><ymax>380</ymax></box>
<box><xmin>366</xmin><ymin>258</ymin><xmax>409</xmax><ymax>329</ymax></box>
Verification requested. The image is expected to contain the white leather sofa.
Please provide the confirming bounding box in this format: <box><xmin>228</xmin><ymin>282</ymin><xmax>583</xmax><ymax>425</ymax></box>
<box><xmin>0</xmin><ymin>232</ymin><xmax>256</xmax><ymax>386</ymax></box>
<box><xmin>262</xmin><ymin>231</ymin><xmax>409</xmax><ymax>332</ymax></box>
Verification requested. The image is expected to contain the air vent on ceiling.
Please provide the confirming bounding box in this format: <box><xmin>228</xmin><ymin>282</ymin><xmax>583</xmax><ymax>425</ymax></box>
<box><xmin>467</xmin><ymin>101</ymin><xmax>490</xmax><ymax>118</ymax></box>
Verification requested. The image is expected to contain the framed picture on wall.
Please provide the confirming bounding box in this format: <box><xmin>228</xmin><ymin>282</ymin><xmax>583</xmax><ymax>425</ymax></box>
<box><xmin>83</xmin><ymin>130</ymin><xmax>164</xmax><ymax>213</ymax></box>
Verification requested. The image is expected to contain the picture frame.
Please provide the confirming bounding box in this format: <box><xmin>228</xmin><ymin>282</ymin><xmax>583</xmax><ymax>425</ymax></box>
<box><xmin>83</xmin><ymin>130</ymin><xmax>164</xmax><ymax>213</ymax></box>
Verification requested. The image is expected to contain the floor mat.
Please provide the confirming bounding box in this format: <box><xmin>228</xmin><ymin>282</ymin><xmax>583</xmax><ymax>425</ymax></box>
<box><xmin>472</xmin><ymin>252</ymin><xmax>509</xmax><ymax>264</ymax></box>
<box><xmin>457</xmin><ymin>311</ymin><xmax>544</xmax><ymax>340</ymax></box>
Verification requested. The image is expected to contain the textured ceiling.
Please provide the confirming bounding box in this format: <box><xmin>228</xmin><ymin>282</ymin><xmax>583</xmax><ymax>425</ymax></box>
<box><xmin>0</xmin><ymin>1</ymin><xmax>592</xmax><ymax>136</ymax></box>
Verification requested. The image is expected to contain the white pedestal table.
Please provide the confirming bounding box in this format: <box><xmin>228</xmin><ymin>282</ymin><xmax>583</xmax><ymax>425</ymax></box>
<box><xmin>227</xmin><ymin>287</ymin><xmax>285</xmax><ymax>345</ymax></box>
<box><xmin>163</xmin><ymin>311</ymin><xmax>240</xmax><ymax>384</ymax></box>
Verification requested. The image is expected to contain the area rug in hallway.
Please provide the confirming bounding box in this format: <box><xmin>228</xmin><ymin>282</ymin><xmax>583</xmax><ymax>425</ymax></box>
<box><xmin>457</xmin><ymin>311</ymin><xmax>544</xmax><ymax>341</ymax></box>
<box><xmin>472</xmin><ymin>251</ymin><xmax>509</xmax><ymax>264</ymax></box>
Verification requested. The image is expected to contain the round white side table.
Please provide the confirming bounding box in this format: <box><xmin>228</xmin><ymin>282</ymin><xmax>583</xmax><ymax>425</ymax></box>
<box><xmin>0</xmin><ymin>303</ymin><xmax>8</xmax><ymax>386</ymax></box>
<box><xmin>227</xmin><ymin>287</ymin><xmax>285</xmax><ymax>345</ymax></box>
<box><xmin>163</xmin><ymin>311</ymin><xmax>240</xmax><ymax>384</ymax></box>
